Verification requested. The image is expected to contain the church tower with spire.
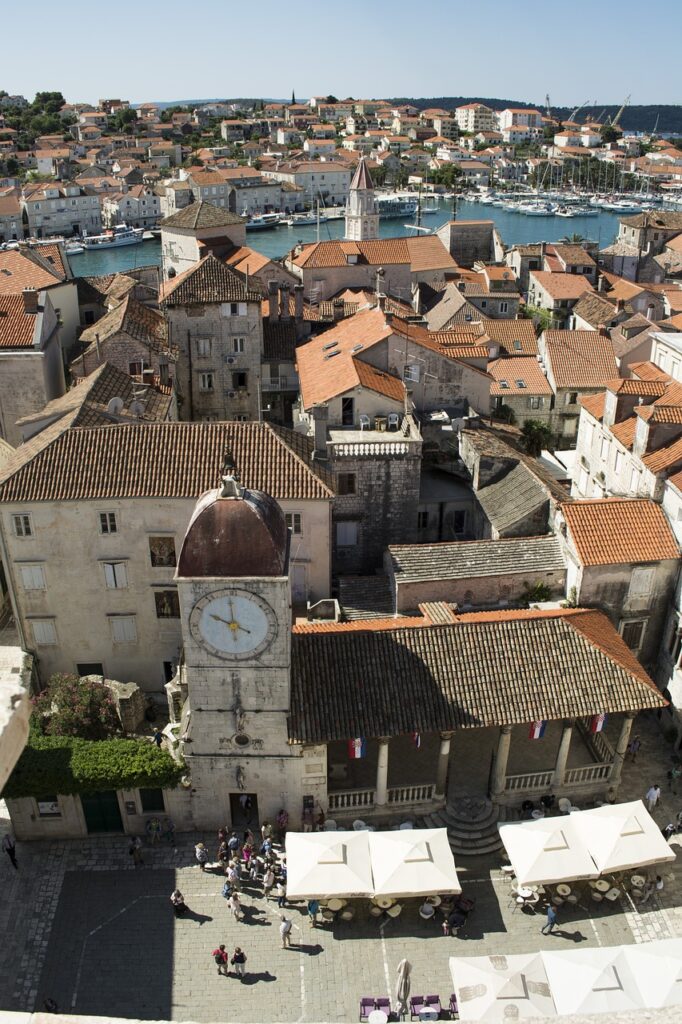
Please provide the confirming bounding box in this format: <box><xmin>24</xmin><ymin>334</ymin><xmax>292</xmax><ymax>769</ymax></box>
<box><xmin>344</xmin><ymin>157</ymin><xmax>379</xmax><ymax>241</ymax></box>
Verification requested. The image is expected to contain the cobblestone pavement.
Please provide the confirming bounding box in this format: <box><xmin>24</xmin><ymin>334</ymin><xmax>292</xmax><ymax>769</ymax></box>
<box><xmin>0</xmin><ymin>712</ymin><xmax>681</xmax><ymax>1022</ymax></box>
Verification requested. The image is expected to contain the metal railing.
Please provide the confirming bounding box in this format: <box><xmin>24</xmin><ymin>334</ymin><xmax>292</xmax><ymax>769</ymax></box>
<box><xmin>261</xmin><ymin>376</ymin><xmax>298</xmax><ymax>391</ymax></box>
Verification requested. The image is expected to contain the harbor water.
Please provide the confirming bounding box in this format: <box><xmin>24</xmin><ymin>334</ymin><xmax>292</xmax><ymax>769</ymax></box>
<box><xmin>67</xmin><ymin>198</ymin><xmax>625</xmax><ymax>277</ymax></box>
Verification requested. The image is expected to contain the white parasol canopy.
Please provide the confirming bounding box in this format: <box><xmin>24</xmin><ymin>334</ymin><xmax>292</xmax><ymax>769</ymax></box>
<box><xmin>620</xmin><ymin>938</ymin><xmax>682</xmax><ymax>1008</ymax></box>
<box><xmin>569</xmin><ymin>800</ymin><xmax>676</xmax><ymax>874</ymax></box>
<box><xmin>369</xmin><ymin>828</ymin><xmax>462</xmax><ymax>897</ymax></box>
<box><xmin>498</xmin><ymin>817</ymin><xmax>599</xmax><ymax>887</ymax></box>
<box><xmin>284</xmin><ymin>830</ymin><xmax>373</xmax><ymax>899</ymax></box>
<box><xmin>543</xmin><ymin>947</ymin><xmax>645</xmax><ymax>1015</ymax></box>
<box><xmin>449</xmin><ymin>953</ymin><xmax>555</xmax><ymax>1021</ymax></box>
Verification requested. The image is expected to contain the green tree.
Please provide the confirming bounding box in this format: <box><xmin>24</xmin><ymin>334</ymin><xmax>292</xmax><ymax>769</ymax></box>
<box><xmin>33</xmin><ymin>674</ymin><xmax>121</xmax><ymax>740</ymax></box>
<box><xmin>520</xmin><ymin>419</ymin><xmax>554</xmax><ymax>457</ymax></box>
<box><xmin>600</xmin><ymin>124</ymin><xmax>619</xmax><ymax>144</ymax></box>
<box><xmin>32</xmin><ymin>91</ymin><xmax>66</xmax><ymax>114</ymax></box>
<box><xmin>325</xmin><ymin>95</ymin><xmax>338</xmax><ymax>104</ymax></box>
<box><xmin>110</xmin><ymin>107</ymin><xmax>138</xmax><ymax>133</ymax></box>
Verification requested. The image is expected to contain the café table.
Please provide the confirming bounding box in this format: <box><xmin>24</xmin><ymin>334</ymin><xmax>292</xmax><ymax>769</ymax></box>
<box><xmin>631</xmin><ymin>874</ymin><xmax>646</xmax><ymax>889</ymax></box>
<box><xmin>595</xmin><ymin>879</ymin><xmax>610</xmax><ymax>893</ymax></box>
<box><xmin>556</xmin><ymin>884</ymin><xmax>571</xmax><ymax>897</ymax></box>
<box><xmin>375</xmin><ymin>896</ymin><xmax>395</xmax><ymax>909</ymax></box>
<box><xmin>368</xmin><ymin>1011</ymin><xmax>388</xmax><ymax>1024</ymax></box>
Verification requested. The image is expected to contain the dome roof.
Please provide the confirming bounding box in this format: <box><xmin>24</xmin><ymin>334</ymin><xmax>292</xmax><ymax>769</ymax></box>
<box><xmin>177</xmin><ymin>477</ymin><xmax>289</xmax><ymax>578</ymax></box>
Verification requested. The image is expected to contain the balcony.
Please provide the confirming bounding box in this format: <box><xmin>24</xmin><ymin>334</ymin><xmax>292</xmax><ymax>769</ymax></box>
<box><xmin>261</xmin><ymin>375</ymin><xmax>298</xmax><ymax>392</ymax></box>
<box><xmin>327</xmin><ymin>783</ymin><xmax>437</xmax><ymax>815</ymax></box>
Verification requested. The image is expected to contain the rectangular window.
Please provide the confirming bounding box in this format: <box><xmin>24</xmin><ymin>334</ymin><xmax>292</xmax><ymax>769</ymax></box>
<box><xmin>600</xmin><ymin>437</ymin><xmax>610</xmax><ymax>459</ymax></box>
<box><xmin>196</xmin><ymin>338</ymin><xmax>212</xmax><ymax>358</ymax></box>
<box><xmin>620</xmin><ymin>618</ymin><xmax>646</xmax><ymax>652</ymax></box>
<box><xmin>403</xmin><ymin>364</ymin><xmax>420</xmax><ymax>383</ymax></box>
<box><xmin>285</xmin><ymin>512</ymin><xmax>302</xmax><ymax>535</ymax></box>
<box><xmin>155</xmin><ymin>590</ymin><xmax>180</xmax><ymax>618</ymax></box>
<box><xmin>139</xmin><ymin>787</ymin><xmax>165</xmax><ymax>813</ymax></box>
<box><xmin>31</xmin><ymin>619</ymin><xmax>57</xmax><ymax>645</ymax></box>
<box><xmin>336</xmin><ymin>521</ymin><xmax>358</xmax><ymax>547</ymax></box>
<box><xmin>341</xmin><ymin>396</ymin><xmax>354</xmax><ymax>426</ymax></box>
<box><xmin>103</xmin><ymin>561</ymin><xmax>128</xmax><ymax>589</ymax></box>
<box><xmin>129</xmin><ymin>360</ymin><xmax>143</xmax><ymax>376</ymax></box>
<box><xmin>614</xmin><ymin>450</ymin><xmax>622</xmax><ymax>473</ymax></box>
<box><xmin>232</xmin><ymin>414</ymin><xmax>249</xmax><ymax>422</ymax></box>
<box><xmin>529</xmin><ymin>396</ymin><xmax>542</xmax><ymax>410</ymax></box>
<box><xmin>149</xmin><ymin>536</ymin><xmax>177</xmax><ymax>568</ymax></box>
<box><xmin>337</xmin><ymin>473</ymin><xmax>356</xmax><ymax>495</ymax></box>
<box><xmin>37</xmin><ymin>796</ymin><xmax>61</xmax><ymax>818</ymax></box>
<box><xmin>417</xmin><ymin>510</ymin><xmax>429</xmax><ymax>530</ymax></box>
<box><xmin>499</xmin><ymin>301</ymin><xmax>509</xmax><ymax>313</ymax></box>
<box><xmin>630</xmin><ymin>467</ymin><xmax>641</xmax><ymax>492</ymax></box>
<box><xmin>12</xmin><ymin>514</ymin><xmax>32</xmax><ymax>537</ymax></box>
<box><xmin>564</xmin><ymin>392</ymin><xmax>579</xmax><ymax>406</ymax></box>
<box><xmin>628</xmin><ymin>565</ymin><xmax>656</xmax><ymax>601</ymax></box>
<box><xmin>77</xmin><ymin>662</ymin><xmax>104</xmax><ymax>677</ymax></box>
<box><xmin>99</xmin><ymin>511</ymin><xmax>117</xmax><ymax>534</ymax></box>
<box><xmin>199</xmin><ymin>372</ymin><xmax>214</xmax><ymax>392</ymax></box>
<box><xmin>110</xmin><ymin>615</ymin><xmax>137</xmax><ymax>643</ymax></box>
<box><xmin>232</xmin><ymin>370</ymin><xmax>248</xmax><ymax>390</ymax></box>
<box><xmin>233</xmin><ymin>337</ymin><xmax>245</xmax><ymax>353</ymax></box>
<box><xmin>19</xmin><ymin>564</ymin><xmax>45</xmax><ymax>590</ymax></box>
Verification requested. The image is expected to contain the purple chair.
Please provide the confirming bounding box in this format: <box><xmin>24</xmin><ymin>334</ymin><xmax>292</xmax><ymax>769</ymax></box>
<box><xmin>426</xmin><ymin>994</ymin><xmax>442</xmax><ymax>1016</ymax></box>
<box><xmin>410</xmin><ymin>996</ymin><xmax>425</xmax><ymax>1020</ymax></box>
<box><xmin>360</xmin><ymin>998</ymin><xmax>375</xmax><ymax>1021</ymax></box>
<box><xmin>449</xmin><ymin>994</ymin><xmax>458</xmax><ymax>1018</ymax></box>
<box><xmin>376</xmin><ymin>997</ymin><xmax>391</xmax><ymax>1014</ymax></box>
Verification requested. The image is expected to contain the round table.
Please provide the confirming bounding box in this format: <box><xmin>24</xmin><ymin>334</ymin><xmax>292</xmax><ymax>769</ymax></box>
<box><xmin>368</xmin><ymin>1011</ymin><xmax>388</xmax><ymax>1024</ymax></box>
<box><xmin>517</xmin><ymin>886</ymin><xmax>534</xmax><ymax>899</ymax></box>
<box><xmin>386</xmin><ymin>903</ymin><xmax>402</xmax><ymax>918</ymax></box>
<box><xmin>556</xmin><ymin>884</ymin><xmax>572</xmax><ymax>897</ymax></box>
<box><xmin>595</xmin><ymin>879</ymin><xmax>610</xmax><ymax>893</ymax></box>
<box><xmin>631</xmin><ymin>874</ymin><xmax>646</xmax><ymax>889</ymax></box>
<box><xmin>531</xmin><ymin>809</ymin><xmax>545</xmax><ymax>819</ymax></box>
<box><xmin>327</xmin><ymin>898</ymin><xmax>345</xmax><ymax>911</ymax></box>
<box><xmin>605</xmin><ymin>887</ymin><xmax>620</xmax><ymax>901</ymax></box>
<box><xmin>375</xmin><ymin>897</ymin><xmax>394</xmax><ymax>909</ymax></box>
<box><xmin>427</xmin><ymin>895</ymin><xmax>442</xmax><ymax>906</ymax></box>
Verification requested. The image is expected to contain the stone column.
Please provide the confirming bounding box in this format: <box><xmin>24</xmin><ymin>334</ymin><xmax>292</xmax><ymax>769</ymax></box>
<box><xmin>609</xmin><ymin>712</ymin><xmax>636</xmax><ymax>789</ymax></box>
<box><xmin>552</xmin><ymin>719</ymin><xmax>574</xmax><ymax>789</ymax></box>
<box><xmin>491</xmin><ymin>725</ymin><xmax>512</xmax><ymax>799</ymax></box>
<box><xmin>435</xmin><ymin>732</ymin><xmax>453</xmax><ymax>799</ymax></box>
<box><xmin>375</xmin><ymin>737</ymin><xmax>390</xmax><ymax>806</ymax></box>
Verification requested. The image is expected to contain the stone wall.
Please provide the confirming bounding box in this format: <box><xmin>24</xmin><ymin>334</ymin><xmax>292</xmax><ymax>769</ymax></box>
<box><xmin>391</xmin><ymin>567</ymin><xmax>566</xmax><ymax>614</ymax></box>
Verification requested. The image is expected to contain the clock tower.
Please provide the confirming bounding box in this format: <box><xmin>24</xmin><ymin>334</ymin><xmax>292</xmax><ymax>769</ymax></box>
<box><xmin>173</xmin><ymin>475</ymin><xmax>299</xmax><ymax>829</ymax></box>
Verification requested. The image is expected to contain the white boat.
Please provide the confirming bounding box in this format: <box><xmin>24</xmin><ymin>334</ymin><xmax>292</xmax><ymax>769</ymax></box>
<box><xmin>82</xmin><ymin>224</ymin><xmax>144</xmax><ymax>249</ymax></box>
<box><xmin>64</xmin><ymin>241</ymin><xmax>85</xmax><ymax>255</ymax></box>
<box><xmin>282</xmin><ymin>210</ymin><xmax>326</xmax><ymax>227</ymax></box>
<box><xmin>244</xmin><ymin>212</ymin><xmax>282</xmax><ymax>231</ymax></box>
<box><xmin>376</xmin><ymin>195</ymin><xmax>418</xmax><ymax>218</ymax></box>
<box><xmin>421</xmin><ymin>204</ymin><xmax>439</xmax><ymax>215</ymax></box>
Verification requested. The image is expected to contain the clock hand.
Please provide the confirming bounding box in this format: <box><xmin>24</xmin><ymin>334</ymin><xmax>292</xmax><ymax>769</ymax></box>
<box><xmin>235</xmin><ymin>624</ymin><xmax>251</xmax><ymax>634</ymax></box>
<box><xmin>210</xmin><ymin>613</ymin><xmax>233</xmax><ymax>626</ymax></box>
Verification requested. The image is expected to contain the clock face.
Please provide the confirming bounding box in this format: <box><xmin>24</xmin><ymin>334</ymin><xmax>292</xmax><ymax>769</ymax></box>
<box><xmin>189</xmin><ymin>589</ymin><xmax>278</xmax><ymax>660</ymax></box>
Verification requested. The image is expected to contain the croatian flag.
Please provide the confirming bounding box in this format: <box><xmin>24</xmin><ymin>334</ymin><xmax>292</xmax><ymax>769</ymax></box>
<box><xmin>348</xmin><ymin>737</ymin><xmax>367</xmax><ymax>759</ymax></box>
<box><xmin>529</xmin><ymin>720</ymin><xmax>547</xmax><ymax>740</ymax></box>
<box><xmin>590</xmin><ymin>713</ymin><xmax>607</xmax><ymax>733</ymax></box>
<box><xmin>412</xmin><ymin>731</ymin><xmax>421</xmax><ymax>749</ymax></box>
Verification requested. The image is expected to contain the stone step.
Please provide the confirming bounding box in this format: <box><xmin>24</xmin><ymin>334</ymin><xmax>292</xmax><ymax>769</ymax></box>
<box><xmin>419</xmin><ymin>799</ymin><xmax>521</xmax><ymax>858</ymax></box>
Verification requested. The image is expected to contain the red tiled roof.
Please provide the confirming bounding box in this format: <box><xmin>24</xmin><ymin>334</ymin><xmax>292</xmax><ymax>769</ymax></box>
<box><xmin>543</xmin><ymin>330</ymin><xmax>618</xmax><ymax>389</ymax></box>
<box><xmin>561</xmin><ymin>498</ymin><xmax>679</xmax><ymax>566</ymax></box>
<box><xmin>0</xmin><ymin>294</ymin><xmax>36</xmax><ymax>349</ymax></box>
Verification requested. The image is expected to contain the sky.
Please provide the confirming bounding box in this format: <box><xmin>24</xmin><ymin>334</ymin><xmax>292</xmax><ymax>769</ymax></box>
<box><xmin>2</xmin><ymin>0</ymin><xmax>680</xmax><ymax>107</ymax></box>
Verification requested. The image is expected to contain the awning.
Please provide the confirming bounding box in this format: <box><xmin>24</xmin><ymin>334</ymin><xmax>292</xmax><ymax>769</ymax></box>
<box><xmin>569</xmin><ymin>800</ymin><xmax>676</xmax><ymax>874</ymax></box>
<box><xmin>497</xmin><ymin>817</ymin><xmax>599</xmax><ymax>886</ymax></box>
<box><xmin>284</xmin><ymin>831</ymin><xmax>373</xmax><ymax>899</ymax></box>
<box><xmin>449</xmin><ymin>953</ymin><xmax>555</xmax><ymax>1020</ymax></box>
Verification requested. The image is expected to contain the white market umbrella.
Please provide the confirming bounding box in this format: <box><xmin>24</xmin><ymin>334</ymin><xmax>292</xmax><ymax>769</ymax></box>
<box><xmin>450</xmin><ymin>953</ymin><xmax>555</xmax><ymax>1021</ymax></box>
<box><xmin>369</xmin><ymin>828</ymin><xmax>461</xmax><ymax>897</ymax></box>
<box><xmin>284</xmin><ymin>830</ymin><xmax>373</xmax><ymax>899</ymax></box>
<box><xmin>498</xmin><ymin>817</ymin><xmax>599</xmax><ymax>887</ymax></box>
<box><xmin>620</xmin><ymin>939</ymin><xmax>682</xmax><ymax>1008</ymax></box>
<box><xmin>570</xmin><ymin>800</ymin><xmax>675</xmax><ymax>874</ymax></box>
<box><xmin>542</xmin><ymin>947</ymin><xmax>645</xmax><ymax>1015</ymax></box>
<box><xmin>395</xmin><ymin>958</ymin><xmax>412</xmax><ymax>1017</ymax></box>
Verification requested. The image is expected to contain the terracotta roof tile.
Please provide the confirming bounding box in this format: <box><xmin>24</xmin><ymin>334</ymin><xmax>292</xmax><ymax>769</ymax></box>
<box><xmin>530</xmin><ymin>271</ymin><xmax>594</xmax><ymax>300</ymax></box>
<box><xmin>543</xmin><ymin>330</ymin><xmax>618</xmax><ymax>389</ymax></box>
<box><xmin>579</xmin><ymin>393</ymin><xmax>605</xmax><ymax>420</ymax></box>
<box><xmin>642</xmin><ymin>434</ymin><xmax>682</xmax><ymax>474</ymax></box>
<box><xmin>0</xmin><ymin>249</ymin><xmax>63</xmax><ymax>294</ymax></box>
<box><xmin>0</xmin><ymin>421</ymin><xmax>333</xmax><ymax>503</ymax></box>
<box><xmin>0</xmin><ymin>294</ymin><xmax>37</xmax><ymax>349</ymax></box>
<box><xmin>480</xmin><ymin>318</ymin><xmax>538</xmax><ymax>355</ymax></box>
<box><xmin>630</xmin><ymin>361</ymin><xmax>672</xmax><ymax>382</ymax></box>
<box><xmin>160</xmin><ymin>200</ymin><xmax>244</xmax><ymax>230</ymax></box>
<box><xmin>80</xmin><ymin>294</ymin><xmax>166</xmax><ymax>349</ymax></box>
<box><xmin>289</xmin><ymin>607</ymin><xmax>663</xmax><ymax>743</ymax></box>
<box><xmin>160</xmin><ymin>253</ymin><xmax>262</xmax><ymax>305</ymax></box>
<box><xmin>609</xmin><ymin>419</ymin><xmax>636</xmax><ymax>448</ymax></box>
<box><xmin>488</xmin><ymin>356</ymin><xmax>552</xmax><ymax>396</ymax></box>
<box><xmin>561</xmin><ymin>498</ymin><xmax>679</xmax><ymax>566</ymax></box>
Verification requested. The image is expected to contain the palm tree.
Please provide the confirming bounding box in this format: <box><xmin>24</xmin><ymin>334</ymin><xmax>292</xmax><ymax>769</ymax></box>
<box><xmin>520</xmin><ymin>419</ymin><xmax>554</xmax><ymax>457</ymax></box>
<box><xmin>559</xmin><ymin>232</ymin><xmax>587</xmax><ymax>245</ymax></box>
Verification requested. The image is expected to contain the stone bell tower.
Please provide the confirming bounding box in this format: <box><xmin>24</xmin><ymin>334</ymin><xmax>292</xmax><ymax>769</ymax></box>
<box><xmin>172</xmin><ymin>476</ymin><xmax>302</xmax><ymax>829</ymax></box>
<box><xmin>345</xmin><ymin>156</ymin><xmax>379</xmax><ymax>241</ymax></box>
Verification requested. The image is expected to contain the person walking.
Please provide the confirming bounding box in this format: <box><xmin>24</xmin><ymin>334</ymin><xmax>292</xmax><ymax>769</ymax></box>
<box><xmin>275</xmin><ymin>879</ymin><xmax>286</xmax><ymax>908</ymax></box>
<box><xmin>627</xmin><ymin>736</ymin><xmax>641</xmax><ymax>762</ymax></box>
<box><xmin>2</xmin><ymin>833</ymin><xmax>18</xmax><ymax>870</ymax></box>
<box><xmin>228</xmin><ymin>892</ymin><xmax>243</xmax><ymax>921</ymax></box>
<box><xmin>129</xmin><ymin>836</ymin><xmax>144</xmax><ymax>867</ymax></box>
<box><xmin>170</xmin><ymin>889</ymin><xmax>188</xmax><ymax>916</ymax></box>
<box><xmin>646</xmin><ymin>784</ymin><xmax>661</xmax><ymax>812</ymax></box>
<box><xmin>152</xmin><ymin>728</ymin><xmax>163</xmax><ymax>748</ymax></box>
<box><xmin>541</xmin><ymin>905</ymin><xmax>557</xmax><ymax>935</ymax></box>
<box><xmin>231</xmin><ymin>946</ymin><xmax>247</xmax><ymax>981</ymax></box>
<box><xmin>279</xmin><ymin>914</ymin><xmax>293</xmax><ymax>948</ymax></box>
<box><xmin>195</xmin><ymin>842</ymin><xmax>209</xmax><ymax>871</ymax></box>
<box><xmin>228</xmin><ymin>832</ymin><xmax>240</xmax><ymax>857</ymax></box>
<box><xmin>212</xmin><ymin>944</ymin><xmax>228</xmax><ymax>976</ymax></box>
<box><xmin>227</xmin><ymin>861</ymin><xmax>241</xmax><ymax>892</ymax></box>
<box><xmin>307</xmin><ymin>899</ymin><xmax>320</xmax><ymax>927</ymax></box>
<box><xmin>263</xmin><ymin>865</ymin><xmax>276</xmax><ymax>898</ymax></box>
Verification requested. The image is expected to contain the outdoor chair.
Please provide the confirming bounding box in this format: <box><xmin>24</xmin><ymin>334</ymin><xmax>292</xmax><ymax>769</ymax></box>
<box><xmin>449</xmin><ymin>994</ymin><xmax>458</xmax><ymax>1018</ymax></box>
<box><xmin>376</xmin><ymin>997</ymin><xmax>391</xmax><ymax>1013</ymax></box>
<box><xmin>425</xmin><ymin>995</ymin><xmax>442</xmax><ymax>1014</ymax></box>
<box><xmin>410</xmin><ymin>996</ymin><xmax>425</xmax><ymax>1020</ymax></box>
<box><xmin>387</xmin><ymin>412</ymin><xmax>400</xmax><ymax>430</ymax></box>
<box><xmin>359</xmin><ymin>997</ymin><xmax>375</xmax><ymax>1021</ymax></box>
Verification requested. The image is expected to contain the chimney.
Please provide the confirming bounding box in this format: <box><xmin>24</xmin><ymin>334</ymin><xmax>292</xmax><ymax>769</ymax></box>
<box><xmin>142</xmin><ymin>368</ymin><xmax>155</xmax><ymax>384</ymax></box>
<box><xmin>539</xmin><ymin>241</ymin><xmax>546</xmax><ymax>260</ymax></box>
<box><xmin>457</xmin><ymin>281</ymin><xmax>467</xmax><ymax>293</ymax></box>
<box><xmin>279</xmin><ymin>284</ymin><xmax>291</xmax><ymax>321</ymax></box>
<box><xmin>312</xmin><ymin>404</ymin><xmax>328</xmax><ymax>459</ymax></box>
<box><xmin>294</xmin><ymin>283</ymin><xmax>304</xmax><ymax>322</ymax></box>
<box><xmin>268</xmin><ymin>280</ymin><xmax>279</xmax><ymax>322</ymax></box>
<box><xmin>378</xmin><ymin>294</ymin><xmax>386</xmax><ymax>312</ymax></box>
<box><xmin>615</xmin><ymin>298</ymin><xmax>625</xmax><ymax>313</ymax></box>
<box><xmin>332</xmin><ymin>298</ymin><xmax>344</xmax><ymax>321</ymax></box>
<box><xmin>597</xmin><ymin>323</ymin><xmax>609</xmax><ymax>338</ymax></box>
<box><xmin>22</xmin><ymin>288</ymin><xmax>38</xmax><ymax>315</ymax></box>
<box><xmin>597</xmin><ymin>275</ymin><xmax>607</xmax><ymax>293</ymax></box>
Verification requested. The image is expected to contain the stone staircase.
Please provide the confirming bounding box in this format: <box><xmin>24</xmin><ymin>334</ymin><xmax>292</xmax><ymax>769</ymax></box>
<box><xmin>420</xmin><ymin>795</ymin><xmax>519</xmax><ymax>857</ymax></box>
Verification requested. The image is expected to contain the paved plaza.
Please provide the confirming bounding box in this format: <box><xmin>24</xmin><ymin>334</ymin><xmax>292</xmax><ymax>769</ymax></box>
<box><xmin>1</xmin><ymin>712</ymin><xmax>681</xmax><ymax>1023</ymax></box>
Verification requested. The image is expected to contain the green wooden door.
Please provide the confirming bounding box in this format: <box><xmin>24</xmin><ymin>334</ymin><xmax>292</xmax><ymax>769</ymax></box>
<box><xmin>81</xmin><ymin>791</ymin><xmax>123</xmax><ymax>833</ymax></box>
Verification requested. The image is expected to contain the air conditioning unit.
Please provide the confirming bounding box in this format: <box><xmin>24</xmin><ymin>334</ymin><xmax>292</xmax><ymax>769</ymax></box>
<box><xmin>227</xmin><ymin>390</ymin><xmax>237</xmax><ymax>399</ymax></box>
<box><xmin>225</xmin><ymin>356</ymin><xmax>236</xmax><ymax>364</ymax></box>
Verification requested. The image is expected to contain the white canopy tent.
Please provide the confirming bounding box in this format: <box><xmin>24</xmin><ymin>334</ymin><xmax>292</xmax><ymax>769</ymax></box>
<box><xmin>542</xmin><ymin>948</ymin><xmax>645</xmax><ymax>1016</ymax></box>
<box><xmin>569</xmin><ymin>800</ymin><xmax>675</xmax><ymax>874</ymax></box>
<box><xmin>449</xmin><ymin>953</ymin><xmax>555</xmax><ymax>1021</ymax></box>
<box><xmin>284</xmin><ymin>830</ymin><xmax>373</xmax><ymax>899</ymax></box>
<box><xmin>623</xmin><ymin>938</ymin><xmax>682</xmax><ymax>1008</ymax></box>
<box><xmin>368</xmin><ymin>828</ymin><xmax>462</xmax><ymax>897</ymax></box>
<box><xmin>497</xmin><ymin>817</ymin><xmax>599</xmax><ymax>887</ymax></box>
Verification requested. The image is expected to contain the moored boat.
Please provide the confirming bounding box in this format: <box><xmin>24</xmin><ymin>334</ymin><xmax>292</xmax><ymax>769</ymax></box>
<box><xmin>82</xmin><ymin>224</ymin><xmax>144</xmax><ymax>249</ymax></box>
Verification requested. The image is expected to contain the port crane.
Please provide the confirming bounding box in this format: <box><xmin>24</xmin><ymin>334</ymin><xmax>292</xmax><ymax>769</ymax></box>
<box><xmin>545</xmin><ymin>94</ymin><xmax>552</xmax><ymax>120</ymax></box>
<box><xmin>569</xmin><ymin>99</ymin><xmax>590</xmax><ymax>122</ymax></box>
<box><xmin>605</xmin><ymin>94</ymin><xmax>631</xmax><ymax>127</ymax></box>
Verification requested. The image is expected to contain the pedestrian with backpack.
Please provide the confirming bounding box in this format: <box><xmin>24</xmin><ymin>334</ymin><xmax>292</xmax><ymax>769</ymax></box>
<box><xmin>212</xmin><ymin>944</ymin><xmax>228</xmax><ymax>976</ymax></box>
<box><xmin>231</xmin><ymin>946</ymin><xmax>247</xmax><ymax>980</ymax></box>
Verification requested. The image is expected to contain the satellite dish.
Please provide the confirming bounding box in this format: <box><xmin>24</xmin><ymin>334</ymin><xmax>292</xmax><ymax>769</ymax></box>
<box><xmin>106</xmin><ymin>397</ymin><xmax>124</xmax><ymax>415</ymax></box>
<box><xmin>129</xmin><ymin>400</ymin><xmax>145</xmax><ymax>417</ymax></box>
